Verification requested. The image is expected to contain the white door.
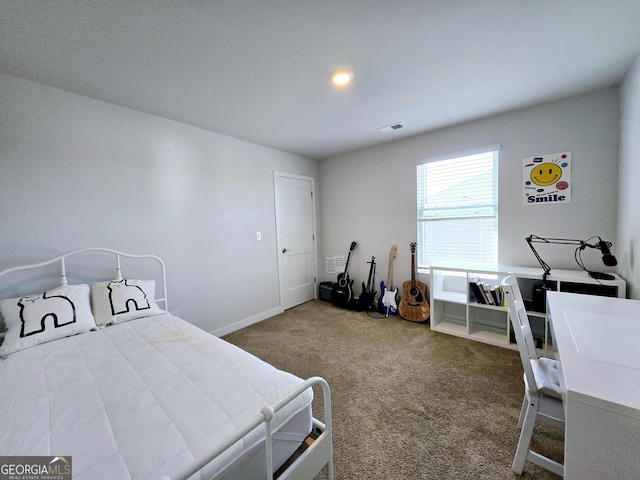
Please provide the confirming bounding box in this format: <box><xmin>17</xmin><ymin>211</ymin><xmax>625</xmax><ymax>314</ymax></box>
<box><xmin>274</xmin><ymin>172</ymin><xmax>317</xmax><ymax>310</ymax></box>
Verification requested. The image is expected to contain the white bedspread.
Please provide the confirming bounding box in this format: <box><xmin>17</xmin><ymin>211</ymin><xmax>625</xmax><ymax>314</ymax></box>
<box><xmin>0</xmin><ymin>313</ymin><xmax>313</xmax><ymax>479</ymax></box>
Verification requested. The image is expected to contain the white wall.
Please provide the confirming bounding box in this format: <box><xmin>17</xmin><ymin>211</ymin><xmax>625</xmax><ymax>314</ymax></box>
<box><xmin>618</xmin><ymin>54</ymin><xmax>640</xmax><ymax>299</ymax></box>
<box><xmin>0</xmin><ymin>73</ymin><xmax>319</xmax><ymax>335</ymax></box>
<box><xmin>1</xmin><ymin>72</ymin><xmax>632</xmax><ymax>340</ymax></box>
<box><xmin>318</xmin><ymin>88</ymin><xmax>621</xmax><ymax>291</ymax></box>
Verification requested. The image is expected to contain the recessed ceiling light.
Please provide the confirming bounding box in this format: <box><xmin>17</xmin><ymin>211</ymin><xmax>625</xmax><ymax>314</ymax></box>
<box><xmin>330</xmin><ymin>70</ymin><xmax>353</xmax><ymax>87</ymax></box>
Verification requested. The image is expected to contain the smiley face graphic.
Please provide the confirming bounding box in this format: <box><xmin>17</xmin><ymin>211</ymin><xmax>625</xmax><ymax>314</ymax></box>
<box><xmin>530</xmin><ymin>163</ymin><xmax>562</xmax><ymax>187</ymax></box>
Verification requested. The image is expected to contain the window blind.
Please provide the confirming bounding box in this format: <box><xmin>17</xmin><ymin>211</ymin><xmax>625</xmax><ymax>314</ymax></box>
<box><xmin>416</xmin><ymin>147</ymin><xmax>499</xmax><ymax>268</ymax></box>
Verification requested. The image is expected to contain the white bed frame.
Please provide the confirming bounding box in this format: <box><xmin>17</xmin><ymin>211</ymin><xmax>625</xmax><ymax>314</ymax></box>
<box><xmin>0</xmin><ymin>247</ymin><xmax>333</xmax><ymax>480</ymax></box>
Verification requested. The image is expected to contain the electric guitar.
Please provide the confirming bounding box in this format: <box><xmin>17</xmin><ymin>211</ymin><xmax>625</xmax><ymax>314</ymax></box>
<box><xmin>357</xmin><ymin>256</ymin><xmax>377</xmax><ymax>311</ymax></box>
<box><xmin>332</xmin><ymin>241</ymin><xmax>357</xmax><ymax>307</ymax></box>
<box><xmin>379</xmin><ymin>245</ymin><xmax>398</xmax><ymax>316</ymax></box>
<box><xmin>399</xmin><ymin>242</ymin><xmax>430</xmax><ymax>322</ymax></box>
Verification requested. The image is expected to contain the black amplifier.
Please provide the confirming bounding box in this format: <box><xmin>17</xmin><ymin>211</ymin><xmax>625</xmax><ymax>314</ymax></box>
<box><xmin>319</xmin><ymin>282</ymin><xmax>335</xmax><ymax>302</ymax></box>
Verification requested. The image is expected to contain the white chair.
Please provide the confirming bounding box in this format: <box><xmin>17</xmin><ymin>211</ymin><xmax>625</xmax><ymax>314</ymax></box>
<box><xmin>501</xmin><ymin>275</ymin><xmax>565</xmax><ymax>477</ymax></box>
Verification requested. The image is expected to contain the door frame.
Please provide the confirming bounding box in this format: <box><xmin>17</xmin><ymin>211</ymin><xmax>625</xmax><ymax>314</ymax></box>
<box><xmin>274</xmin><ymin>171</ymin><xmax>318</xmax><ymax>309</ymax></box>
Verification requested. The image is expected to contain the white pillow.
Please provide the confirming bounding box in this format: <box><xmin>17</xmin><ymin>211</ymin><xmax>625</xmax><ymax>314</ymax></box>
<box><xmin>90</xmin><ymin>279</ymin><xmax>164</xmax><ymax>326</ymax></box>
<box><xmin>0</xmin><ymin>283</ymin><xmax>97</xmax><ymax>357</ymax></box>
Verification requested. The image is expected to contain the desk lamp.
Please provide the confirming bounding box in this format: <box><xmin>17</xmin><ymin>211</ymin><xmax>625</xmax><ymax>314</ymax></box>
<box><xmin>526</xmin><ymin>234</ymin><xmax>617</xmax><ymax>282</ymax></box>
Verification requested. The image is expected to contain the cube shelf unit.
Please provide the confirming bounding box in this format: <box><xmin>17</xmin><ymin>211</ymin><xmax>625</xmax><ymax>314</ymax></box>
<box><xmin>430</xmin><ymin>265</ymin><xmax>626</xmax><ymax>355</ymax></box>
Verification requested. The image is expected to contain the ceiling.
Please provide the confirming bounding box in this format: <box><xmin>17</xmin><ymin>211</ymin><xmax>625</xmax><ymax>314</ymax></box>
<box><xmin>2</xmin><ymin>1</ymin><xmax>640</xmax><ymax>160</ymax></box>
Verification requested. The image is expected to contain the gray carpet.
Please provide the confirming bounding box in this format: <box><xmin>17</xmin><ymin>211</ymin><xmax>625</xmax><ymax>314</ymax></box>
<box><xmin>223</xmin><ymin>300</ymin><xmax>563</xmax><ymax>480</ymax></box>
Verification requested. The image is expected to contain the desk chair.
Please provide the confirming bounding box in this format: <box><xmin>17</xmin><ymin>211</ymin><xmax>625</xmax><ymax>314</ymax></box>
<box><xmin>502</xmin><ymin>276</ymin><xmax>565</xmax><ymax>477</ymax></box>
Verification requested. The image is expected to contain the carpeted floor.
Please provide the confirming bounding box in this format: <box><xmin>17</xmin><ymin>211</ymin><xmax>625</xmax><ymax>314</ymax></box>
<box><xmin>223</xmin><ymin>299</ymin><xmax>563</xmax><ymax>480</ymax></box>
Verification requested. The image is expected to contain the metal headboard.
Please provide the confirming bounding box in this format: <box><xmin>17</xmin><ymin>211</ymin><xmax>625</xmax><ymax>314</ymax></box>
<box><xmin>0</xmin><ymin>247</ymin><xmax>168</xmax><ymax>311</ymax></box>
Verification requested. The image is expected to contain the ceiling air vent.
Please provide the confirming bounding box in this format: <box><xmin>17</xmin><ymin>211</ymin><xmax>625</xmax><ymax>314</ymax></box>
<box><xmin>377</xmin><ymin>122</ymin><xmax>405</xmax><ymax>134</ymax></box>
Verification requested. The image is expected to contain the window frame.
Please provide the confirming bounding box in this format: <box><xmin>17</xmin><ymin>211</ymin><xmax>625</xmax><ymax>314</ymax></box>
<box><xmin>415</xmin><ymin>144</ymin><xmax>500</xmax><ymax>269</ymax></box>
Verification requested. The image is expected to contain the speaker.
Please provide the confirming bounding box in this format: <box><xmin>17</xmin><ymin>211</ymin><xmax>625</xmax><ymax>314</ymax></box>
<box><xmin>319</xmin><ymin>282</ymin><xmax>335</xmax><ymax>302</ymax></box>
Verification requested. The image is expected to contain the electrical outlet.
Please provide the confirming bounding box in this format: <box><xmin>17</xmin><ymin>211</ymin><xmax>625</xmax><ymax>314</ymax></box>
<box><xmin>256</xmin><ymin>231</ymin><xmax>262</xmax><ymax>241</ymax></box>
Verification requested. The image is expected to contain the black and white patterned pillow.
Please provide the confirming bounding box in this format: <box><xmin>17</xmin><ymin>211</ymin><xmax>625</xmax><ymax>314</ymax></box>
<box><xmin>90</xmin><ymin>279</ymin><xmax>164</xmax><ymax>326</ymax></box>
<box><xmin>0</xmin><ymin>284</ymin><xmax>97</xmax><ymax>357</ymax></box>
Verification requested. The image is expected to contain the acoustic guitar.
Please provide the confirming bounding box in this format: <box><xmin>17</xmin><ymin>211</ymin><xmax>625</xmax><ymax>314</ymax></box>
<box><xmin>399</xmin><ymin>242</ymin><xmax>430</xmax><ymax>322</ymax></box>
<box><xmin>357</xmin><ymin>256</ymin><xmax>377</xmax><ymax>311</ymax></box>
<box><xmin>332</xmin><ymin>241</ymin><xmax>357</xmax><ymax>307</ymax></box>
<box><xmin>379</xmin><ymin>245</ymin><xmax>398</xmax><ymax>316</ymax></box>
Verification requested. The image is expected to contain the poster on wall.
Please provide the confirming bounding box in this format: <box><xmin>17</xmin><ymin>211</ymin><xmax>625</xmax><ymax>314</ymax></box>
<box><xmin>523</xmin><ymin>152</ymin><xmax>571</xmax><ymax>205</ymax></box>
<box><xmin>326</xmin><ymin>255</ymin><xmax>345</xmax><ymax>274</ymax></box>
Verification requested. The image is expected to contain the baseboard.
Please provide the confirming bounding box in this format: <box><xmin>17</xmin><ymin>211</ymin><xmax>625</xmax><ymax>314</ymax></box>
<box><xmin>211</xmin><ymin>306</ymin><xmax>284</xmax><ymax>337</ymax></box>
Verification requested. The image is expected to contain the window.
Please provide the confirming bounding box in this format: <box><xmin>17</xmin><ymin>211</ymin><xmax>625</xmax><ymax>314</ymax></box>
<box><xmin>416</xmin><ymin>145</ymin><xmax>499</xmax><ymax>268</ymax></box>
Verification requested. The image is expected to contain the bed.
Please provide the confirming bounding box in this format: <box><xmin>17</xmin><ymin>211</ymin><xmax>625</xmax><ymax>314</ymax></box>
<box><xmin>0</xmin><ymin>248</ymin><xmax>333</xmax><ymax>480</ymax></box>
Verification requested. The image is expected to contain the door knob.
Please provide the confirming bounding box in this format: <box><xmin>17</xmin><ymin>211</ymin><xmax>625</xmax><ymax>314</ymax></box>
<box><xmin>282</xmin><ymin>248</ymin><xmax>289</xmax><ymax>253</ymax></box>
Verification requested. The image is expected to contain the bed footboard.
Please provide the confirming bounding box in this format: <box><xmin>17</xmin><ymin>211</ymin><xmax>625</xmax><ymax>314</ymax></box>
<box><xmin>166</xmin><ymin>376</ymin><xmax>333</xmax><ymax>480</ymax></box>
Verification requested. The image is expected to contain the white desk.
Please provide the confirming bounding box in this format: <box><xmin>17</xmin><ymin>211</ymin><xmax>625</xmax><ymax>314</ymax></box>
<box><xmin>547</xmin><ymin>291</ymin><xmax>640</xmax><ymax>480</ymax></box>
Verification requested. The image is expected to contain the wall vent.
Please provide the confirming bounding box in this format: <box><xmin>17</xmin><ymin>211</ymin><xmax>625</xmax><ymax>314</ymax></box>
<box><xmin>377</xmin><ymin>122</ymin><xmax>405</xmax><ymax>133</ymax></box>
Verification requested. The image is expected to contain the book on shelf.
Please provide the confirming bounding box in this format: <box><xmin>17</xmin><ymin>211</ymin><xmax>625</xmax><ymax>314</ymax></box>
<box><xmin>481</xmin><ymin>282</ymin><xmax>495</xmax><ymax>305</ymax></box>
<box><xmin>469</xmin><ymin>279</ymin><xmax>504</xmax><ymax>306</ymax></box>
<box><xmin>469</xmin><ymin>281</ymin><xmax>486</xmax><ymax>303</ymax></box>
